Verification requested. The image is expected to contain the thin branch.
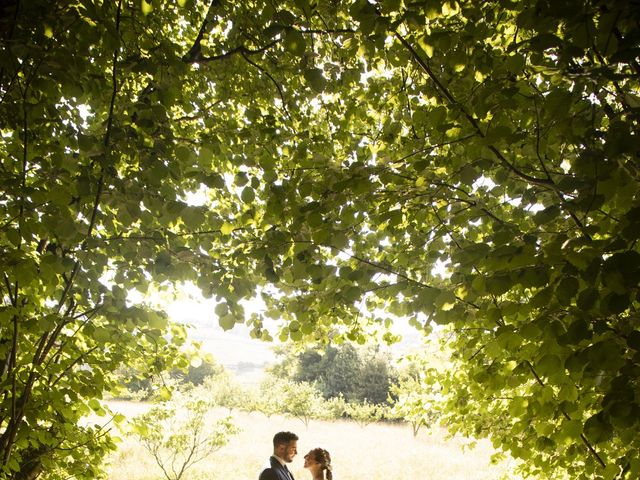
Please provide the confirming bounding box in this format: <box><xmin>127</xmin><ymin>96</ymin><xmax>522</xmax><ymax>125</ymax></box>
<box><xmin>240</xmin><ymin>52</ymin><xmax>292</xmax><ymax>122</ymax></box>
<box><xmin>182</xmin><ymin>0</ymin><xmax>221</xmax><ymax>62</ymax></box>
<box><xmin>43</xmin><ymin>307</ymin><xmax>102</xmax><ymax>373</ymax></box>
<box><xmin>3</xmin><ymin>273</ymin><xmax>16</xmax><ymax>307</ymax></box>
<box><xmin>525</xmin><ymin>361</ymin><xmax>606</xmax><ymax>469</ymax></box>
<box><xmin>279</xmin><ymin>26</ymin><xmax>357</xmax><ymax>35</ymax></box>
<box><xmin>386</xmin><ymin>133</ymin><xmax>477</xmax><ymax>166</ymax></box>
<box><xmin>56</xmin><ymin>0</ymin><xmax>123</xmax><ymax>314</ymax></box>
<box><xmin>393</xmin><ymin>32</ymin><xmax>554</xmax><ymax>188</ymax></box>
<box><xmin>49</xmin><ymin>346</ymin><xmax>100</xmax><ymax>388</ymax></box>
<box><xmin>197</xmin><ymin>40</ymin><xmax>281</xmax><ymax>63</ymax></box>
<box><xmin>467</xmin><ymin>343</ymin><xmax>488</xmax><ymax>361</ymax></box>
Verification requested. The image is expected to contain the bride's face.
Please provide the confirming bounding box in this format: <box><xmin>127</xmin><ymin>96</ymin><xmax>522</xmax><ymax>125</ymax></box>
<box><xmin>303</xmin><ymin>451</ymin><xmax>319</xmax><ymax>470</ymax></box>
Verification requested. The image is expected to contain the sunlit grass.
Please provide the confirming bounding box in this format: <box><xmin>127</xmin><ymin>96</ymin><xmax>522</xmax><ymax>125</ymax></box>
<box><xmin>104</xmin><ymin>400</ymin><xmax>517</xmax><ymax>480</ymax></box>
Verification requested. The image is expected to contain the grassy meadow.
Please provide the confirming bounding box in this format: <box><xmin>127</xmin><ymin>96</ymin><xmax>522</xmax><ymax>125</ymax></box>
<box><xmin>104</xmin><ymin>400</ymin><xmax>519</xmax><ymax>480</ymax></box>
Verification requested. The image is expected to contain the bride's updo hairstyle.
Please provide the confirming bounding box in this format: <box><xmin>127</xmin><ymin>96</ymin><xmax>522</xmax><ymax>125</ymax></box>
<box><xmin>311</xmin><ymin>448</ymin><xmax>332</xmax><ymax>480</ymax></box>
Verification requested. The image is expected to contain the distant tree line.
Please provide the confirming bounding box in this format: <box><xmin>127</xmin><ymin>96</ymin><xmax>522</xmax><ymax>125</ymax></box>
<box><xmin>270</xmin><ymin>343</ymin><xmax>398</xmax><ymax>405</ymax></box>
<box><xmin>114</xmin><ymin>345</ymin><xmax>441</xmax><ymax>435</ymax></box>
<box><xmin>115</xmin><ymin>357</ymin><xmax>226</xmax><ymax>400</ymax></box>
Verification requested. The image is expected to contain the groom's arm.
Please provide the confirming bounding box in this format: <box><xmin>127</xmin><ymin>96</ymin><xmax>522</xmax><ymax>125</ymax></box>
<box><xmin>259</xmin><ymin>468</ymin><xmax>279</xmax><ymax>480</ymax></box>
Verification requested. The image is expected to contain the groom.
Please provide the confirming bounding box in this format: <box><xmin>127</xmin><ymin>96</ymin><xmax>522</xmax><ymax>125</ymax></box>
<box><xmin>259</xmin><ymin>431</ymin><xmax>299</xmax><ymax>480</ymax></box>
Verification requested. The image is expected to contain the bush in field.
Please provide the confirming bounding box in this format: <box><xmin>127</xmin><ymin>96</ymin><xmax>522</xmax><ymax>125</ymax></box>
<box><xmin>253</xmin><ymin>375</ymin><xmax>285</xmax><ymax>418</ymax></box>
<box><xmin>130</xmin><ymin>390</ymin><xmax>238</xmax><ymax>480</ymax></box>
<box><xmin>320</xmin><ymin>394</ymin><xmax>348</xmax><ymax>421</ymax></box>
<box><xmin>253</xmin><ymin>374</ymin><xmax>389</xmax><ymax>426</ymax></box>
<box><xmin>201</xmin><ymin>371</ymin><xmax>247</xmax><ymax>413</ymax></box>
<box><xmin>390</xmin><ymin>393</ymin><xmax>436</xmax><ymax>438</ymax></box>
<box><xmin>345</xmin><ymin>400</ymin><xmax>384</xmax><ymax>428</ymax></box>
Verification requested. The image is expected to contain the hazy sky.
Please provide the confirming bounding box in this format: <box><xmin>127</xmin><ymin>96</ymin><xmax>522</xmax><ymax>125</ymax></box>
<box><xmin>161</xmin><ymin>282</ymin><xmax>425</xmax><ymax>385</ymax></box>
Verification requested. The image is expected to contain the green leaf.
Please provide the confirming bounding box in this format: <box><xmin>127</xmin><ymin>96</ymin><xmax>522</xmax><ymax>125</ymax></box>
<box><xmin>304</xmin><ymin>68</ymin><xmax>326</xmax><ymax>93</ymax></box>
<box><xmin>241</xmin><ymin>187</ymin><xmax>255</xmax><ymax>203</ymax></box>
<box><xmin>215</xmin><ymin>303</ymin><xmax>229</xmax><ymax>317</ymax></box>
<box><xmin>602</xmin><ymin>251</ymin><xmax>640</xmax><ymax>293</ymax></box>
<box><xmin>536</xmin><ymin>354</ymin><xmax>562</xmax><ymax>378</ymax></box>
<box><xmin>234</xmin><ymin>172</ymin><xmax>249</xmax><ymax>186</ymax></box>
<box><xmin>175</xmin><ymin>145</ymin><xmax>192</xmax><ymax>162</ymax></box>
<box><xmin>544</xmin><ymin>89</ymin><xmax>573</xmax><ymax>119</ymax></box>
<box><xmin>562</xmin><ymin>318</ymin><xmax>591</xmax><ymax>344</ymax></box>
<box><xmin>148</xmin><ymin>312</ymin><xmax>168</xmax><ymax>329</ymax></box>
<box><xmin>555</xmin><ymin>276</ymin><xmax>578</xmax><ymax>305</ymax></box>
<box><xmin>273</xmin><ymin>10</ymin><xmax>296</xmax><ymax>25</ymax></box>
<box><xmin>485</xmin><ymin>273</ymin><xmax>511</xmax><ymax>295</ymax></box>
<box><xmin>577</xmin><ymin>287</ymin><xmax>599</xmax><ymax>310</ymax></box>
<box><xmin>562</xmin><ymin>419</ymin><xmax>583</xmax><ymax>439</ymax></box>
<box><xmin>584</xmin><ymin>414</ymin><xmax>613</xmax><ymax>444</ymax></box>
<box><xmin>628</xmin><ymin>330</ymin><xmax>640</xmax><ymax>351</ymax></box>
<box><xmin>221</xmin><ymin>222</ymin><xmax>234</xmax><ymax>235</ymax></box>
<box><xmin>602</xmin><ymin>292</ymin><xmax>630</xmax><ymax>314</ymax></box>
<box><xmin>530</xmin><ymin>287</ymin><xmax>553</xmax><ymax>308</ymax></box>
<box><xmin>141</xmin><ymin>0</ymin><xmax>153</xmax><ymax>15</ymax></box>
<box><xmin>284</xmin><ymin>30</ymin><xmax>306</xmax><ymax>56</ymax></box>
<box><xmin>203</xmin><ymin>173</ymin><xmax>226</xmax><ymax>189</ymax></box>
<box><xmin>533</xmin><ymin>205</ymin><xmax>561</xmax><ymax>225</ymax></box>
<box><xmin>158</xmin><ymin>386</ymin><xmax>172</xmax><ymax>401</ymax></box>
<box><xmin>219</xmin><ymin>314</ymin><xmax>235</xmax><ymax>331</ymax></box>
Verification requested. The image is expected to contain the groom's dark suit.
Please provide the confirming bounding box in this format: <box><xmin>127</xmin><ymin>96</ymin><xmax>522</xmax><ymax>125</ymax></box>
<box><xmin>259</xmin><ymin>456</ymin><xmax>295</xmax><ymax>480</ymax></box>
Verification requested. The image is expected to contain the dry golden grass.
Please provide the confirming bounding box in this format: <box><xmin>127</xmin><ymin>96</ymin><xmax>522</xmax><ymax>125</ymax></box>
<box><xmin>104</xmin><ymin>400</ymin><xmax>517</xmax><ymax>480</ymax></box>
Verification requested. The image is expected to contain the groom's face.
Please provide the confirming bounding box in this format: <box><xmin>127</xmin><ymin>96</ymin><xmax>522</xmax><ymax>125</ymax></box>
<box><xmin>277</xmin><ymin>440</ymin><xmax>298</xmax><ymax>463</ymax></box>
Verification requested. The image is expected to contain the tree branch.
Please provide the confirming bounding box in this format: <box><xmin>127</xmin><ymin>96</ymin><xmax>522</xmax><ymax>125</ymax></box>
<box><xmin>240</xmin><ymin>51</ymin><xmax>292</xmax><ymax>122</ymax></box>
<box><xmin>182</xmin><ymin>0</ymin><xmax>221</xmax><ymax>62</ymax></box>
<box><xmin>194</xmin><ymin>40</ymin><xmax>281</xmax><ymax>63</ymax></box>
<box><xmin>394</xmin><ymin>31</ymin><xmax>554</xmax><ymax>188</ymax></box>
<box><xmin>525</xmin><ymin>361</ymin><xmax>606</xmax><ymax>469</ymax></box>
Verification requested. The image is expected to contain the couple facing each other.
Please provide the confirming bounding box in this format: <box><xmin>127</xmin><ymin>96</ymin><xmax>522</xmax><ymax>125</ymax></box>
<box><xmin>259</xmin><ymin>431</ymin><xmax>332</xmax><ymax>480</ymax></box>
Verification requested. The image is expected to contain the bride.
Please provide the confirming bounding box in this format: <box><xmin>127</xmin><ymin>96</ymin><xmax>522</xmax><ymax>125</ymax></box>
<box><xmin>303</xmin><ymin>448</ymin><xmax>332</xmax><ymax>480</ymax></box>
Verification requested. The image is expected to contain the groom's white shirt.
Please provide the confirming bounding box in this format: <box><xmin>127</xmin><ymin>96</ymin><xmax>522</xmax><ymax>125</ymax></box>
<box><xmin>262</xmin><ymin>455</ymin><xmax>287</xmax><ymax>474</ymax></box>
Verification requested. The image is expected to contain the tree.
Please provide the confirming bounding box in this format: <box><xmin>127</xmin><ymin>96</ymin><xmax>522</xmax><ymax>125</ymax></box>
<box><xmin>354</xmin><ymin>351</ymin><xmax>396</xmax><ymax>405</ymax></box>
<box><xmin>2</xmin><ymin>0</ymin><xmax>640</xmax><ymax>478</ymax></box>
<box><xmin>305</xmin><ymin>345</ymin><xmax>362</xmax><ymax>401</ymax></box>
<box><xmin>278</xmin><ymin>344</ymin><xmax>397</xmax><ymax>403</ymax></box>
<box><xmin>390</xmin><ymin>353</ymin><xmax>443</xmax><ymax>437</ymax></box>
<box><xmin>131</xmin><ymin>391</ymin><xmax>238</xmax><ymax>480</ymax></box>
<box><xmin>256</xmin><ymin>375</ymin><xmax>325</xmax><ymax>427</ymax></box>
<box><xmin>279</xmin><ymin>379</ymin><xmax>325</xmax><ymax>428</ymax></box>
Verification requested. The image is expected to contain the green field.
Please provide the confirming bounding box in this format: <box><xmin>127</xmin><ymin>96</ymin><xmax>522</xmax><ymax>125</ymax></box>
<box><xmin>104</xmin><ymin>401</ymin><xmax>518</xmax><ymax>480</ymax></box>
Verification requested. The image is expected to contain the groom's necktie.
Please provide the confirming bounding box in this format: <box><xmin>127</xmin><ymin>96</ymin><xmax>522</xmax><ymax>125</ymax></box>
<box><xmin>284</xmin><ymin>465</ymin><xmax>294</xmax><ymax>480</ymax></box>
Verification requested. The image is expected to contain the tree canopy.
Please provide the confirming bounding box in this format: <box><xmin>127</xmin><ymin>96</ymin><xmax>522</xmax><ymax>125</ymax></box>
<box><xmin>1</xmin><ymin>0</ymin><xmax>639</xmax><ymax>478</ymax></box>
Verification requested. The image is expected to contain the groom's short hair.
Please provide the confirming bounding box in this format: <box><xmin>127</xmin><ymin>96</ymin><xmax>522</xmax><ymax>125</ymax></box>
<box><xmin>273</xmin><ymin>431</ymin><xmax>298</xmax><ymax>446</ymax></box>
